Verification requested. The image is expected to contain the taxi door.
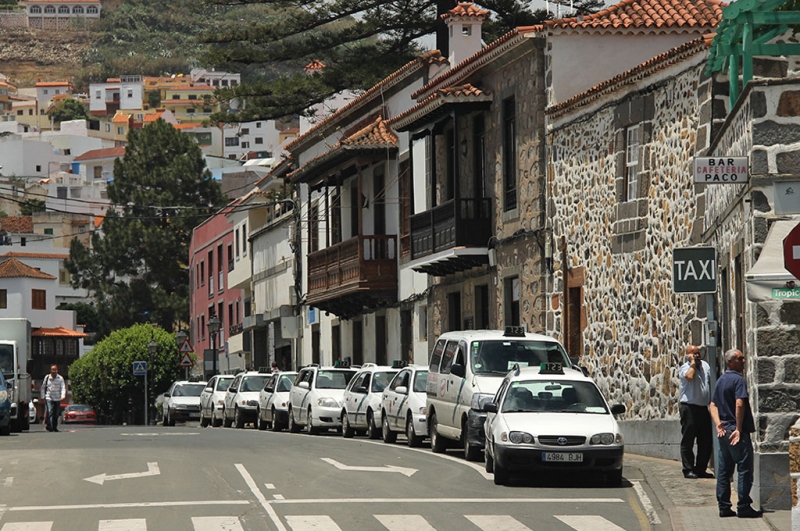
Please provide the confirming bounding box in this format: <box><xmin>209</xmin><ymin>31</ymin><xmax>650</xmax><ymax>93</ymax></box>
<box><xmin>436</xmin><ymin>340</ymin><xmax>464</xmax><ymax>435</ymax></box>
<box><xmin>290</xmin><ymin>370</ymin><xmax>311</xmax><ymax>423</ymax></box>
<box><xmin>385</xmin><ymin>369</ymin><xmax>410</xmax><ymax>430</ymax></box>
<box><xmin>200</xmin><ymin>376</ymin><xmax>216</xmax><ymax>418</ymax></box>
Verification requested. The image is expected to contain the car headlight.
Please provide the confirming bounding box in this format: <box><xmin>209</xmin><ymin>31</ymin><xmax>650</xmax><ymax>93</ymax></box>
<box><xmin>0</xmin><ymin>390</ymin><xmax>6</xmax><ymax>402</ymax></box>
<box><xmin>246</xmin><ymin>400</ymin><xmax>259</xmax><ymax>407</ymax></box>
<box><xmin>590</xmin><ymin>432</ymin><xmax>620</xmax><ymax>445</ymax></box>
<box><xmin>318</xmin><ymin>397</ymin><xmax>338</xmax><ymax>408</ymax></box>
<box><xmin>508</xmin><ymin>431</ymin><xmax>534</xmax><ymax>444</ymax></box>
<box><xmin>470</xmin><ymin>393</ymin><xmax>494</xmax><ymax>409</ymax></box>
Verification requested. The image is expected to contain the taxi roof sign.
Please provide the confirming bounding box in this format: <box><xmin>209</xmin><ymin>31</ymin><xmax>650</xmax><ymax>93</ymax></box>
<box><xmin>504</xmin><ymin>325</ymin><xmax>527</xmax><ymax>337</ymax></box>
<box><xmin>539</xmin><ymin>362</ymin><xmax>564</xmax><ymax>375</ymax></box>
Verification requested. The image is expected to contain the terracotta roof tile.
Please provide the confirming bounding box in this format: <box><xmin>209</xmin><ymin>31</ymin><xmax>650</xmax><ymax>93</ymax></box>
<box><xmin>442</xmin><ymin>2</ymin><xmax>490</xmax><ymax>20</ymax></box>
<box><xmin>305</xmin><ymin>59</ymin><xmax>326</xmax><ymax>71</ymax></box>
<box><xmin>341</xmin><ymin>116</ymin><xmax>398</xmax><ymax>146</ymax></box>
<box><xmin>1</xmin><ymin>251</ymin><xmax>69</xmax><ymax>260</ymax></box>
<box><xmin>546</xmin><ymin>36</ymin><xmax>707</xmax><ymax>117</ymax></box>
<box><xmin>390</xmin><ymin>83</ymin><xmax>492</xmax><ymax>129</ymax></box>
<box><xmin>143</xmin><ymin>111</ymin><xmax>166</xmax><ymax>123</ymax></box>
<box><xmin>0</xmin><ymin>216</ymin><xmax>33</xmax><ymax>233</ymax></box>
<box><xmin>112</xmin><ymin>113</ymin><xmax>130</xmax><ymax>123</ymax></box>
<box><xmin>0</xmin><ymin>258</ymin><xmax>56</xmax><ymax>280</ymax></box>
<box><xmin>544</xmin><ymin>0</ymin><xmax>724</xmax><ymax>31</ymax></box>
<box><xmin>34</xmin><ymin>81</ymin><xmax>72</xmax><ymax>87</ymax></box>
<box><xmin>73</xmin><ymin>147</ymin><xmax>125</xmax><ymax>161</ymax></box>
<box><xmin>166</xmin><ymin>85</ymin><xmax>214</xmax><ymax>91</ymax></box>
<box><xmin>32</xmin><ymin>327</ymin><xmax>87</xmax><ymax>338</ymax></box>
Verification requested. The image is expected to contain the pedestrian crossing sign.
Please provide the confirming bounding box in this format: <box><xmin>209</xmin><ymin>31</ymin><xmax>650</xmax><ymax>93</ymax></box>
<box><xmin>179</xmin><ymin>338</ymin><xmax>194</xmax><ymax>353</ymax></box>
<box><xmin>133</xmin><ymin>361</ymin><xmax>147</xmax><ymax>375</ymax></box>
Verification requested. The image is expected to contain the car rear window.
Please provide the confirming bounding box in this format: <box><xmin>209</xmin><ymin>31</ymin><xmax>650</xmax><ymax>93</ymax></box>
<box><xmin>69</xmin><ymin>405</ymin><xmax>92</xmax><ymax>412</ymax></box>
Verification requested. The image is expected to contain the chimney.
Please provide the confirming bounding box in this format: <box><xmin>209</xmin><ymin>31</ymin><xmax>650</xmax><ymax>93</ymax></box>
<box><xmin>441</xmin><ymin>3</ymin><xmax>490</xmax><ymax>67</ymax></box>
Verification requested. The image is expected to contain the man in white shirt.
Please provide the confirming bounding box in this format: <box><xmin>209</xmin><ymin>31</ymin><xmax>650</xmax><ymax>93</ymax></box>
<box><xmin>679</xmin><ymin>345</ymin><xmax>713</xmax><ymax>478</ymax></box>
<box><xmin>41</xmin><ymin>365</ymin><xmax>66</xmax><ymax>432</ymax></box>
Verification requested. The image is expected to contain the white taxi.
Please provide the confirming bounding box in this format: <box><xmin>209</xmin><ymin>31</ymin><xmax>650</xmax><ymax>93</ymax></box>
<box><xmin>483</xmin><ymin>363</ymin><xmax>625</xmax><ymax>486</ymax></box>
<box><xmin>257</xmin><ymin>371</ymin><xmax>297</xmax><ymax>431</ymax></box>
<box><xmin>162</xmin><ymin>381</ymin><xmax>207</xmax><ymax>426</ymax></box>
<box><xmin>341</xmin><ymin>363</ymin><xmax>399</xmax><ymax>439</ymax></box>
<box><xmin>288</xmin><ymin>365</ymin><xmax>357</xmax><ymax>434</ymax></box>
<box><xmin>380</xmin><ymin>363</ymin><xmax>428</xmax><ymax>446</ymax></box>
<box><xmin>222</xmin><ymin>371</ymin><xmax>271</xmax><ymax>429</ymax></box>
<box><xmin>199</xmin><ymin>374</ymin><xmax>234</xmax><ymax>428</ymax></box>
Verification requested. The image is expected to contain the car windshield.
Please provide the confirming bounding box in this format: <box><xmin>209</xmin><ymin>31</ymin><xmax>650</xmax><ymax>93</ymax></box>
<box><xmin>370</xmin><ymin>371</ymin><xmax>396</xmax><ymax>393</ymax></box>
<box><xmin>173</xmin><ymin>384</ymin><xmax>206</xmax><ymax>397</ymax></box>
<box><xmin>471</xmin><ymin>340</ymin><xmax>570</xmax><ymax>375</ymax></box>
<box><xmin>217</xmin><ymin>378</ymin><xmax>233</xmax><ymax>392</ymax></box>
<box><xmin>316</xmin><ymin>370</ymin><xmax>356</xmax><ymax>389</ymax></box>
<box><xmin>241</xmin><ymin>376</ymin><xmax>269</xmax><ymax>392</ymax></box>
<box><xmin>413</xmin><ymin>371</ymin><xmax>428</xmax><ymax>393</ymax></box>
<box><xmin>501</xmin><ymin>380</ymin><xmax>608</xmax><ymax>414</ymax></box>
<box><xmin>277</xmin><ymin>375</ymin><xmax>294</xmax><ymax>393</ymax></box>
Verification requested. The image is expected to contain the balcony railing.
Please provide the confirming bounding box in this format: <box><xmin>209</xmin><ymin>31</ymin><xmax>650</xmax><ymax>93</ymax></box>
<box><xmin>410</xmin><ymin>198</ymin><xmax>491</xmax><ymax>259</ymax></box>
<box><xmin>307</xmin><ymin>234</ymin><xmax>398</xmax><ymax>299</ymax></box>
<box><xmin>229</xmin><ymin>323</ymin><xmax>243</xmax><ymax>336</ymax></box>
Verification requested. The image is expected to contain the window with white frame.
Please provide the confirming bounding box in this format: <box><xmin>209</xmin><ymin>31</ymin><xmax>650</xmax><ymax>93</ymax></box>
<box><xmin>624</xmin><ymin>125</ymin><xmax>639</xmax><ymax>202</ymax></box>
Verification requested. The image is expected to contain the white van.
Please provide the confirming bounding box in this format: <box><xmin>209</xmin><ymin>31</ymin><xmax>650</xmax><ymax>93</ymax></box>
<box><xmin>426</xmin><ymin>327</ymin><xmax>576</xmax><ymax>461</ymax></box>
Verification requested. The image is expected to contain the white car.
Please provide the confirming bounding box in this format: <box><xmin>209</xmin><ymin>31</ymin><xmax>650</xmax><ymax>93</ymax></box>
<box><xmin>380</xmin><ymin>364</ymin><xmax>428</xmax><ymax>446</ymax></box>
<box><xmin>341</xmin><ymin>364</ymin><xmax>399</xmax><ymax>439</ymax></box>
<box><xmin>223</xmin><ymin>371</ymin><xmax>272</xmax><ymax>429</ymax></box>
<box><xmin>199</xmin><ymin>374</ymin><xmax>234</xmax><ymax>428</ymax></box>
<box><xmin>288</xmin><ymin>365</ymin><xmax>357</xmax><ymax>435</ymax></box>
<box><xmin>162</xmin><ymin>381</ymin><xmax>207</xmax><ymax>426</ymax></box>
<box><xmin>483</xmin><ymin>363</ymin><xmax>625</xmax><ymax>486</ymax></box>
<box><xmin>257</xmin><ymin>371</ymin><xmax>297</xmax><ymax>431</ymax></box>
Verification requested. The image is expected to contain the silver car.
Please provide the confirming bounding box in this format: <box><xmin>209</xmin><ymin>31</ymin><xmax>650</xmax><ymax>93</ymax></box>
<box><xmin>199</xmin><ymin>375</ymin><xmax>234</xmax><ymax>428</ymax></box>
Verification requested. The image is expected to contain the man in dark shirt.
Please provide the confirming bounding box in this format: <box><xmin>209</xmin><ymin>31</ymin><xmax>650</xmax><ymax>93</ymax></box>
<box><xmin>709</xmin><ymin>349</ymin><xmax>761</xmax><ymax>519</ymax></box>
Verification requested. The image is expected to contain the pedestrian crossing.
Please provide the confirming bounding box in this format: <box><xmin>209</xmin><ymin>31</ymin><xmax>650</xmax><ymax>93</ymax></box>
<box><xmin>0</xmin><ymin>513</ymin><xmax>625</xmax><ymax>531</ymax></box>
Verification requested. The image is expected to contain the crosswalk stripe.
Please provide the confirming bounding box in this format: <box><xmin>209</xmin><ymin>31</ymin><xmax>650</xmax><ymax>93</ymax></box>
<box><xmin>555</xmin><ymin>515</ymin><xmax>626</xmax><ymax>531</ymax></box>
<box><xmin>192</xmin><ymin>516</ymin><xmax>245</xmax><ymax>531</ymax></box>
<box><xmin>466</xmin><ymin>515</ymin><xmax>531</xmax><ymax>531</ymax></box>
<box><xmin>375</xmin><ymin>514</ymin><xmax>437</xmax><ymax>531</ymax></box>
<box><xmin>1</xmin><ymin>524</ymin><xmax>52</xmax><ymax>531</ymax></box>
<box><xmin>99</xmin><ymin>519</ymin><xmax>146</xmax><ymax>531</ymax></box>
<box><xmin>286</xmin><ymin>515</ymin><xmax>342</xmax><ymax>531</ymax></box>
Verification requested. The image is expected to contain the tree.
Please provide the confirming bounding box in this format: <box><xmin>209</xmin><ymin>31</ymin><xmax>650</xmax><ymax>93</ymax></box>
<box><xmin>69</xmin><ymin>324</ymin><xmax>186</xmax><ymax>424</ymax></box>
<box><xmin>19</xmin><ymin>199</ymin><xmax>46</xmax><ymax>215</ymax></box>
<box><xmin>147</xmin><ymin>90</ymin><xmax>161</xmax><ymax>109</ymax></box>
<box><xmin>65</xmin><ymin>119</ymin><xmax>228</xmax><ymax>339</ymax></box>
<box><xmin>48</xmin><ymin>98</ymin><xmax>90</xmax><ymax>124</ymax></box>
<box><xmin>200</xmin><ymin>0</ymin><xmax>569</xmax><ymax>122</ymax></box>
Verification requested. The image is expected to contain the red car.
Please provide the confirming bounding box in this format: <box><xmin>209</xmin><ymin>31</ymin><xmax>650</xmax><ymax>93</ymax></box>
<box><xmin>61</xmin><ymin>404</ymin><xmax>97</xmax><ymax>424</ymax></box>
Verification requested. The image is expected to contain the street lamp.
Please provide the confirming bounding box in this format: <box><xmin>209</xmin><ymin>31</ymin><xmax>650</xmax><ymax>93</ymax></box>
<box><xmin>175</xmin><ymin>330</ymin><xmax>188</xmax><ymax>379</ymax></box>
<box><xmin>208</xmin><ymin>315</ymin><xmax>221</xmax><ymax>377</ymax></box>
<box><xmin>148</xmin><ymin>335</ymin><xmax>159</xmax><ymax>425</ymax></box>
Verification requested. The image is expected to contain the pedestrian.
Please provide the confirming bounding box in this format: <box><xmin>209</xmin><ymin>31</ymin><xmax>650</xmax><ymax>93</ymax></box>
<box><xmin>678</xmin><ymin>344</ymin><xmax>713</xmax><ymax>479</ymax></box>
<box><xmin>709</xmin><ymin>349</ymin><xmax>762</xmax><ymax>519</ymax></box>
<box><xmin>271</xmin><ymin>361</ymin><xmax>280</xmax><ymax>373</ymax></box>
<box><xmin>41</xmin><ymin>365</ymin><xmax>66</xmax><ymax>433</ymax></box>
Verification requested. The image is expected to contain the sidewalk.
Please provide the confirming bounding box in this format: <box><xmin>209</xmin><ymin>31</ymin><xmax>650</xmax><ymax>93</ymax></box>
<box><xmin>624</xmin><ymin>454</ymin><xmax>791</xmax><ymax>531</ymax></box>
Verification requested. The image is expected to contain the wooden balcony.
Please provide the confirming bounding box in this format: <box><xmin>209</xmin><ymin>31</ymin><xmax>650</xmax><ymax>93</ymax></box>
<box><xmin>306</xmin><ymin>234</ymin><xmax>398</xmax><ymax>318</ymax></box>
<box><xmin>410</xmin><ymin>197</ymin><xmax>492</xmax><ymax>276</ymax></box>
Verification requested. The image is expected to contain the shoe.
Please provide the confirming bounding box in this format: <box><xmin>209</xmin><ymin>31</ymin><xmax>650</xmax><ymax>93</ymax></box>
<box><xmin>737</xmin><ymin>507</ymin><xmax>762</xmax><ymax>518</ymax></box>
<box><xmin>683</xmin><ymin>471</ymin><xmax>698</xmax><ymax>479</ymax></box>
<box><xmin>46</xmin><ymin>426</ymin><xmax>52</xmax><ymax>432</ymax></box>
<box><xmin>53</xmin><ymin>428</ymin><xmax>59</xmax><ymax>432</ymax></box>
<box><xmin>694</xmin><ymin>470</ymin><xmax>714</xmax><ymax>478</ymax></box>
<box><xmin>719</xmin><ymin>509</ymin><xmax>736</xmax><ymax>518</ymax></box>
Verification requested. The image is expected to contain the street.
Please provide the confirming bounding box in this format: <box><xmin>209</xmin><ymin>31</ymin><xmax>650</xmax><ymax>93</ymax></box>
<box><xmin>0</xmin><ymin>423</ymin><xmax>658</xmax><ymax>531</ymax></box>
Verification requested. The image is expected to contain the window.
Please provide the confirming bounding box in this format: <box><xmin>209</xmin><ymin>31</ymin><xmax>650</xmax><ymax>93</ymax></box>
<box><xmin>32</xmin><ymin>289</ymin><xmax>46</xmax><ymax>310</ymax></box>
<box><xmin>0</xmin><ymin>289</ymin><xmax>6</xmax><ymax>309</ymax></box>
<box><xmin>36</xmin><ymin>165</ymin><xmax>42</xmax><ymax>172</ymax></box>
<box><xmin>309</xmin><ymin>203</ymin><xmax>319</xmax><ymax>252</ymax></box>
<box><xmin>16</xmin><ymin>110</ymin><xmax>22</xmax><ymax>116</ymax></box>
<box><xmin>241</xmin><ymin>142</ymin><xmax>249</xmax><ymax>149</ymax></box>
<box><xmin>504</xmin><ymin>276</ymin><xmax>520</xmax><ymax>326</ymax></box>
<box><xmin>419</xmin><ymin>305</ymin><xmax>427</xmax><ymax>341</ymax></box>
<box><xmin>241</xmin><ymin>128</ymin><xmax>250</xmax><ymax>135</ymax></box>
<box><xmin>44</xmin><ymin>228</ymin><xmax>54</xmax><ymax>235</ymax></box>
<box><xmin>447</xmin><ymin>292</ymin><xmax>461</xmax><ymax>332</ymax></box>
<box><xmin>225</xmin><ymin>137</ymin><xmax>239</xmax><ymax>147</ymax></box>
<box><xmin>105</xmin><ymin>123</ymin><xmax>111</xmax><ymax>132</ymax></box>
<box><xmin>127</xmin><ymin>90</ymin><xmax>133</xmax><ymax>98</ymax></box>
<box><xmin>186</xmin><ymin>108</ymin><xmax>196</xmax><ymax>114</ymax></box>
<box><xmin>241</xmin><ymin>222</ymin><xmax>247</xmax><ymax>256</ymax></box>
<box><xmin>473</xmin><ymin>114</ymin><xmax>486</xmax><ymax>199</ymax></box>
<box><xmin>73</xmin><ymin>6</ymin><xmax>83</xmax><ymax>13</ymax></box>
<box><xmin>502</xmin><ymin>97</ymin><xmax>517</xmax><ymax>211</ymax></box>
<box><xmin>254</xmin><ymin>137</ymin><xmax>263</xmax><ymax>144</ymax></box>
<box><xmin>95</xmin><ymin>90</ymin><xmax>101</xmax><ymax>99</ymax></box>
<box><xmin>43</xmin><ymin>89</ymin><xmax>48</xmax><ymax>95</ymax></box>
<box><xmin>624</xmin><ymin>125</ymin><xmax>640</xmax><ymax>202</ymax></box>
<box><xmin>117</xmin><ymin>127</ymin><xmax>124</xmax><ymax>135</ymax></box>
<box><xmin>31</xmin><ymin>6</ymin><xmax>41</xmax><ymax>13</ymax></box>
<box><xmin>44</xmin><ymin>6</ymin><xmax>55</xmax><ymax>13</ymax></box>
<box><xmin>87</xmin><ymin>5</ymin><xmax>98</xmax><ymax>13</ymax></box>
<box><xmin>58</xmin><ymin>6</ymin><xmax>69</xmax><ymax>14</ymax></box>
<box><xmin>256</xmin><ymin>122</ymin><xmax>262</xmax><ymax>128</ymax></box>
<box><xmin>188</xmin><ymin>95</ymin><xmax>197</xmax><ymax>100</ymax></box>
<box><xmin>59</xmin><ymin>269</ymin><xmax>70</xmax><ymax>285</ymax></box>
<box><xmin>93</xmin><ymin>166</ymin><xmax>102</xmax><ymax>179</ymax></box>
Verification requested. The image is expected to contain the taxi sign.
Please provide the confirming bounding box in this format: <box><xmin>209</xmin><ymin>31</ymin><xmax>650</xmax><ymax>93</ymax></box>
<box><xmin>539</xmin><ymin>362</ymin><xmax>564</xmax><ymax>374</ymax></box>
<box><xmin>391</xmin><ymin>360</ymin><xmax>408</xmax><ymax>369</ymax></box>
<box><xmin>504</xmin><ymin>325</ymin><xmax>527</xmax><ymax>337</ymax></box>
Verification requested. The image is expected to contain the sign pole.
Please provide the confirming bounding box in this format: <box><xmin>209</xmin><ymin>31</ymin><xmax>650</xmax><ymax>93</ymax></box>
<box><xmin>144</xmin><ymin>369</ymin><xmax>148</xmax><ymax>426</ymax></box>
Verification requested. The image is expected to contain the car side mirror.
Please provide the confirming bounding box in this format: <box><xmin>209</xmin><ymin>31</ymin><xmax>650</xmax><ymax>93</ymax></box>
<box><xmin>265</xmin><ymin>387</ymin><xmax>274</xmax><ymax>393</ymax></box>
<box><xmin>164</xmin><ymin>393</ymin><xmax>171</xmax><ymax>398</ymax></box>
<box><xmin>395</xmin><ymin>385</ymin><xmax>408</xmax><ymax>395</ymax></box>
<box><xmin>355</xmin><ymin>386</ymin><xmax>367</xmax><ymax>394</ymax></box>
<box><xmin>298</xmin><ymin>381</ymin><xmax>309</xmax><ymax>389</ymax></box>
<box><xmin>450</xmin><ymin>364</ymin><xmax>466</xmax><ymax>378</ymax></box>
<box><xmin>483</xmin><ymin>402</ymin><xmax>498</xmax><ymax>413</ymax></box>
<box><xmin>610</xmin><ymin>404</ymin><xmax>626</xmax><ymax>415</ymax></box>
<box><xmin>204</xmin><ymin>387</ymin><xmax>212</xmax><ymax>392</ymax></box>
<box><xmin>228</xmin><ymin>387</ymin><xmax>237</xmax><ymax>393</ymax></box>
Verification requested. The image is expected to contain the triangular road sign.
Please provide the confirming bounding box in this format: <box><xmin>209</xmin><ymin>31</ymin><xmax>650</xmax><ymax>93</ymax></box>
<box><xmin>179</xmin><ymin>353</ymin><xmax>194</xmax><ymax>367</ymax></box>
<box><xmin>179</xmin><ymin>338</ymin><xmax>194</xmax><ymax>353</ymax></box>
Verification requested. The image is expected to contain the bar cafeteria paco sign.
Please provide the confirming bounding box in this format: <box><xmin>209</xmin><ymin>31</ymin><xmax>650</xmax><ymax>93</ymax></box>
<box><xmin>693</xmin><ymin>157</ymin><xmax>748</xmax><ymax>184</ymax></box>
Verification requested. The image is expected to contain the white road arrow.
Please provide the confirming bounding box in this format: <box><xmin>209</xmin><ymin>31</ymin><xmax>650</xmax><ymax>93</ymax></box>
<box><xmin>84</xmin><ymin>462</ymin><xmax>160</xmax><ymax>485</ymax></box>
<box><xmin>320</xmin><ymin>458</ymin><xmax>416</xmax><ymax>477</ymax></box>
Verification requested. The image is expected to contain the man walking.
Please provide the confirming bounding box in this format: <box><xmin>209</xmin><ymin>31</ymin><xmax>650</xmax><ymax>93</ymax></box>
<box><xmin>41</xmin><ymin>365</ymin><xmax>66</xmax><ymax>432</ymax></box>
<box><xmin>709</xmin><ymin>349</ymin><xmax>762</xmax><ymax>519</ymax></box>
<box><xmin>679</xmin><ymin>344</ymin><xmax>713</xmax><ymax>478</ymax></box>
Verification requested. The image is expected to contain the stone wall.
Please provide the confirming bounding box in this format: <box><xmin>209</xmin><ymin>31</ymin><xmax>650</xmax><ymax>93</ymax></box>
<box><xmin>0</xmin><ymin>13</ymin><xmax>27</xmax><ymax>28</ymax></box>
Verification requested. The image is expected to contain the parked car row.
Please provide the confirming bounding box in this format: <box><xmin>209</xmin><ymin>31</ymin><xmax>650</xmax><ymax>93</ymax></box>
<box><xmin>182</xmin><ymin>328</ymin><xmax>627</xmax><ymax>487</ymax></box>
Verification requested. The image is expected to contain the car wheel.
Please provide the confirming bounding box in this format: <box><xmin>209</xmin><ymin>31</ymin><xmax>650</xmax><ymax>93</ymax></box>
<box><xmin>485</xmin><ymin>446</ymin><xmax>494</xmax><ymax>473</ymax></box>
<box><xmin>211</xmin><ymin>407</ymin><xmax>222</xmax><ymax>428</ymax></box>
<box><xmin>605</xmin><ymin>468</ymin><xmax>623</xmax><ymax>487</ymax></box>
<box><xmin>0</xmin><ymin>424</ymin><xmax>9</xmax><ymax>436</ymax></box>
<box><xmin>406</xmin><ymin>415</ymin><xmax>423</xmax><ymax>447</ymax></box>
<box><xmin>307</xmin><ymin>408</ymin><xmax>320</xmax><ymax>435</ymax></box>
<box><xmin>382</xmin><ymin>414</ymin><xmax>396</xmax><ymax>444</ymax></box>
<box><xmin>234</xmin><ymin>407</ymin><xmax>245</xmax><ymax>429</ymax></box>
<box><xmin>493</xmin><ymin>462</ymin><xmax>509</xmax><ymax>485</ymax></box>
<box><xmin>430</xmin><ymin>413</ymin><xmax>447</xmax><ymax>453</ymax></box>
<box><xmin>257</xmin><ymin>408</ymin><xmax>267</xmax><ymax>431</ymax></box>
<box><xmin>366</xmin><ymin>411</ymin><xmax>380</xmax><ymax>440</ymax></box>
<box><xmin>288</xmin><ymin>408</ymin><xmax>301</xmax><ymax>433</ymax></box>
<box><xmin>462</xmin><ymin>420</ymin><xmax>482</xmax><ymax>462</ymax></box>
<box><xmin>200</xmin><ymin>409</ymin><xmax>209</xmax><ymax>428</ymax></box>
<box><xmin>342</xmin><ymin>412</ymin><xmax>355</xmax><ymax>438</ymax></box>
<box><xmin>271</xmin><ymin>408</ymin><xmax>281</xmax><ymax>432</ymax></box>
<box><xmin>222</xmin><ymin>408</ymin><xmax>233</xmax><ymax>428</ymax></box>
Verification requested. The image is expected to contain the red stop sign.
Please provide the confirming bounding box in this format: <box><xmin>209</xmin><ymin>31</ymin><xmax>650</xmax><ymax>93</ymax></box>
<box><xmin>783</xmin><ymin>222</ymin><xmax>800</xmax><ymax>279</ymax></box>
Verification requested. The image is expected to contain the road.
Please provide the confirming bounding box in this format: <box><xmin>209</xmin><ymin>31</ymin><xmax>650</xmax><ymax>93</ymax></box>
<box><xmin>0</xmin><ymin>423</ymin><xmax>660</xmax><ymax>531</ymax></box>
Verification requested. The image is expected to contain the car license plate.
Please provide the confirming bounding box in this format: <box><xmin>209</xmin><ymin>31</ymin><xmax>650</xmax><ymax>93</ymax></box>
<box><xmin>189</xmin><ymin>412</ymin><xmax>200</xmax><ymax>418</ymax></box>
<box><xmin>542</xmin><ymin>452</ymin><xmax>583</xmax><ymax>462</ymax></box>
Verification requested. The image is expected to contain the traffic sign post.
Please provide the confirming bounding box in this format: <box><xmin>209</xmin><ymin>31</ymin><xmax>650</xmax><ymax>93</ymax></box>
<box><xmin>179</xmin><ymin>339</ymin><xmax>194</xmax><ymax>379</ymax></box>
<box><xmin>673</xmin><ymin>247</ymin><xmax>717</xmax><ymax>293</ymax></box>
<box><xmin>133</xmin><ymin>361</ymin><xmax>148</xmax><ymax>425</ymax></box>
<box><xmin>783</xmin><ymin>222</ymin><xmax>800</xmax><ymax>279</ymax></box>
